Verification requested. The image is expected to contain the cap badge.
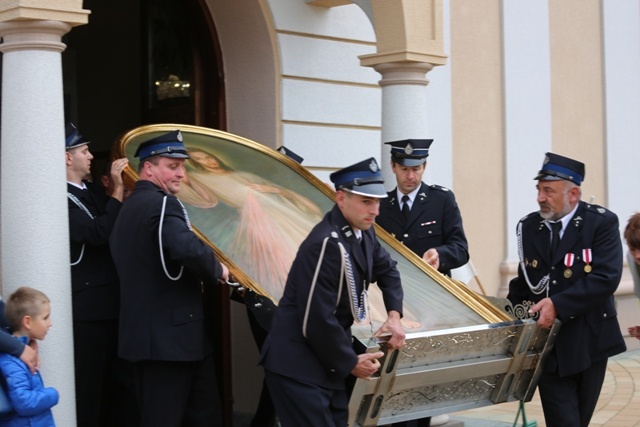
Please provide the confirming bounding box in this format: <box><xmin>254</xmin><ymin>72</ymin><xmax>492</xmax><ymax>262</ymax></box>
<box><xmin>177</xmin><ymin>131</ymin><xmax>183</xmax><ymax>142</ymax></box>
<box><xmin>404</xmin><ymin>143</ymin><xmax>414</xmax><ymax>155</ymax></box>
<box><xmin>369</xmin><ymin>159</ymin><xmax>379</xmax><ymax>172</ymax></box>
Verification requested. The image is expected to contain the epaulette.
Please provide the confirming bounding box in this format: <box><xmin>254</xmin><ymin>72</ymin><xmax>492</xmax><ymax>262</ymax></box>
<box><xmin>584</xmin><ymin>203</ymin><xmax>610</xmax><ymax>216</ymax></box>
<box><xmin>518</xmin><ymin>213</ymin><xmax>534</xmax><ymax>223</ymax></box>
<box><xmin>339</xmin><ymin>225</ymin><xmax>354</xmax><ymax>239</ymax></box>
<box><xmin>429</xmin><ymin>184</ymin><xmax>450</xmax><ymax>192</ymax></box>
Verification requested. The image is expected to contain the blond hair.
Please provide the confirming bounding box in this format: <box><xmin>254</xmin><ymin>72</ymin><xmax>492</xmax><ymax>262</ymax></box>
<box><xmin>5</xmin><ymin>287</ymin><xmax>50</xmax><ymax>333</ymax></box>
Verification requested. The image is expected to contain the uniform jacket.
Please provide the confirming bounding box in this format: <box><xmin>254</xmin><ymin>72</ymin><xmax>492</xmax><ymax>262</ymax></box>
<box><xmin>507</xmin><ymin>201</ymin><xmax>626</xmax><ymax>377</ymax></box>
<box><xmin>259</xmin><ymin>205</ymin><xmax>403</xmax><ymax>390</ymax></box>
<box><xmin>67</xmin><ymin>181</ymin><xmax>121</xmax><ymax>321</ymax></box>
<box><xmin>110</xmin><ymin>180</ymin><xmax>224</xmax><ymax>362</ymax></box>
<box><xmin>376</xmin><ymin>182</ymin><xmax>469</xmax><ymax>276</ymax></box>
<box><xmin>0</xmin><ymin>337</ymin><xmax>58</xmax><ymax>427</ymax></box>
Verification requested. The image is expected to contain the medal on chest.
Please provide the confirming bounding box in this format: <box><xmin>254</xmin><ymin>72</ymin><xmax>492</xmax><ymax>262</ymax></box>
<box><xmin>563</xmin><ymin>252</ymin><xmax>574</xmax><ymax>278</ymax></box>
<box><xmin>583</xmin><ymin>248</ymin><xmax>592</xmax><ymax>273</ymax></box>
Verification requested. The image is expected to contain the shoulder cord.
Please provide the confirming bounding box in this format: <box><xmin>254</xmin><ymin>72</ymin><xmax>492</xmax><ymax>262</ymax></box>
<box><xmin>159</xmin><ymin>195</ymin><xmax>184</xmax><ymax>281</ymax></box>
<box><xmin>302</xmin><ymin>237</ymin><xmax>371</xmax><ymax>339</ymax></box>
<box><xmin>517</xmin><ymin>222</ymin><xmax>549</xmax><ymax>297</ymax></box>
<box><xmin>338</xmin><ymin>242</ymin><xmax>368</xmax><ymax>324</ymax></box>
<box><xmin>67</xmin><ymin>193</ymin><xmax>94</xmax><ymax>266</ymax></box>
<box><xmin>303</xmin><ymin>237</ymin><xmax>332</xmax><ymax>338</ymax></box>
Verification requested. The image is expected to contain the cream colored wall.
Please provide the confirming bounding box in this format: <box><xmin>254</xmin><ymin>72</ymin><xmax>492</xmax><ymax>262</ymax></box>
<box><xmin>549</xmin><ymin>0</ymin><xmax>606</xmax><ymax>204</ymax></box>
<box><xmin>449</xmin><ymin>1</ymin><xmax>505</xmax><ymax>296</ymax></box>
<box><xmin>270</xmin><ymin>0</ymin><xmax>382</xmax><ymax>184</ymax></box>
<box><xmin>206</xmin><ymin>0</ymin><xmax>280</xmax><ymax>148</ymax></box>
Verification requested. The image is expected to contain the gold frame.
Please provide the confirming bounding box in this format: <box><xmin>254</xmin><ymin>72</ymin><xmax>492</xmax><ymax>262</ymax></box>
<box><xmin>114</xmin><ymin>124</ymin><xmax>510</xmax><ymax>330</ymax></box>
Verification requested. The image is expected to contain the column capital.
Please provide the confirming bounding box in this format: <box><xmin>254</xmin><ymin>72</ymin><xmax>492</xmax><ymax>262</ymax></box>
<box><xmin>373</xmin><ymin>61</ymin><xmax>434</xmax><ymax>87</ymax></box>
<box><xmin>0</xmin><ymin>19</ymin><xmax>70</xmax><ymax>53</ymax></box>
<box><xmin>0</xmin><ymin>0</ymin><xmax>89</xmax><ymax>26</ymax></box>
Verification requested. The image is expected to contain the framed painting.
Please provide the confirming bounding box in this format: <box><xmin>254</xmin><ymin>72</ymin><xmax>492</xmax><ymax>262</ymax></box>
<box><xmin>114</xmin><ymin>124</ymin><xmax>509</xmax><ymax>334</ymax></box>
<box><xmin>114</xmin><ymin>124</ymin><xmax>557</xmax><ymax>425</ymax></box>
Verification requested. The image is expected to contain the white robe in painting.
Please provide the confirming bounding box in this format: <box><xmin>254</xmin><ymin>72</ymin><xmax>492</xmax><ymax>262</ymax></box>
<box><xmin>179</xmin><ymin>169</ymin><xmax>322</xmax><ymax>298</ymax></box>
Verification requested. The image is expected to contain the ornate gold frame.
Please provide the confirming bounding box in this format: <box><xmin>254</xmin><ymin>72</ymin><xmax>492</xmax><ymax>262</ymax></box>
<box><xmin>114</xmin><ymin>124</ymin><xmax>511</xmax><ymax>331</ymax></box>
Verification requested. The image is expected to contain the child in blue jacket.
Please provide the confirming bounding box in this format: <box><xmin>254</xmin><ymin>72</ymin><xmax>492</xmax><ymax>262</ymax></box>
<box><xmin>0</xmin><ymin>287</ymin><xmax>58</xmax><ymax>426</ymax></box>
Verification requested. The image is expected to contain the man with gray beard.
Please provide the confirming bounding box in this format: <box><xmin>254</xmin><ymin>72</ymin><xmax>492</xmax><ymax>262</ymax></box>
<box><xmin>507</xmin><ymin>152</ymin><xmax>626</xmax><ymax>427</ymax></box>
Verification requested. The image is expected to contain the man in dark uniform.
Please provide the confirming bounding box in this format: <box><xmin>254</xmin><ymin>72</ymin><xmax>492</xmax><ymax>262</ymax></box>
<box><xmin>507</xmin><ymin>152</ymin><xmax>626</xmax><ymax>427</ymax></box>
<box><xmin>377</xmin><ymin>139</ymin><xmax>469</xmax><ymax>277</ymax></box>
<box><xmin>65</xmin><ymin>122</ymin><xmax>135</xmax><ymax>426</ymax></box>
<box><xmin>377</xmin><ymin>139</ymin><xmax>468</xmax><ymax>427</ymax></box>
<box><xmin>110</xmin><ymin>130</ymin><xmax>229</xmax><ymax>427</ymax></box>
<box><xmin>260</xmin><ymin>157</ymin><xmax>406</xmax><ymax>427</ymax></box>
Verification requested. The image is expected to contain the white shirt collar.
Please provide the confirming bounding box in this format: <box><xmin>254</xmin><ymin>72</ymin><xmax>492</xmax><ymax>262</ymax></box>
<box><xmin>396</xmin><ymin>186</ymin><xmax>420</xmax><ymax>207</ymax></box>
<box><xmin>67</xmin><ymin>181</ymin><xmax>87</xmax><ymax>190</ymax></box>
<box><xmin>545</xmin><ymin>202</ymin><xmax>579</xmax><ymax>238</ymax></box>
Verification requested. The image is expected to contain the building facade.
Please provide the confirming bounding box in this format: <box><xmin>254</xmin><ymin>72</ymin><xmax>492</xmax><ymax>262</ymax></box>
<box><xmin>1</xmin><ymin>0</ymin><xmax>638</xmax><ymax>424</ymax></box>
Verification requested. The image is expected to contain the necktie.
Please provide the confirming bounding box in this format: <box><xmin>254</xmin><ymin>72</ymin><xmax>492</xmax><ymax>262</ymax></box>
<box><xmin>401</xmin><ymin>195</ymin><xmax>410</xmax><ymax>220</ymax></box>
<box><xmin>353</xmin><ymin>234</ymin><xmax>365</xmax><ymax>258</ymax></box>
<box><xmin>549</xmin><ymin>222</ymin><xmax>562</xmax><ymax>260</ymax></box>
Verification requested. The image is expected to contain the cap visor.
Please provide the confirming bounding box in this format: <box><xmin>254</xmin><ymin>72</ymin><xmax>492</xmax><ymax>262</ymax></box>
<box><xmin>66</xmin><ymin>141</ymin><xmax>90</xmax><ymax>150</ymax></box>
<box><xmin>534</xmin><ymin>173</ymin><xmax>563</xmax><ymax>181</ymax></box>
<box><xmin>160</xmin><ymin>153</ymin><xmax>190</xmax><ymax>159</ymax></box>
<box><xmin>347</xmin><ymin>183</ymin><xmax>388</xmax><ymax>198</ymax></box>
<box><xmin>395</xmin><ymin>157</ymin><xmax>426</xmax><ymax>167</ymax></box>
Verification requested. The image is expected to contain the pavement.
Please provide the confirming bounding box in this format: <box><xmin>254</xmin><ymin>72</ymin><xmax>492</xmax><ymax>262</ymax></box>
<box><xmin>449</xmin><ymin>349</ymin><xmax>640</xmax><ymax>427</ymax></box>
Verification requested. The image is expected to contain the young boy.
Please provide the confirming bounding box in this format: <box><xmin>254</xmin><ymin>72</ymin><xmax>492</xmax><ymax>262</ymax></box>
<box><xmin>0</xmin><ymin>287</ymin><xmax>58</xmax><ymax>426</ymax></box>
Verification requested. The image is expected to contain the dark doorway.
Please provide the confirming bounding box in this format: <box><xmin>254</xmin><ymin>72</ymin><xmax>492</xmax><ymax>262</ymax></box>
<box><xmin>63</xmin><ymin>0</ymin><xmax>231</xmax><ymax>424</ymax></box>
<box><xmin>63</xmin><ymin>0</ymin><xmax>225</xmax><ymax>170</ymax></box>
<box><xmin>142</xmin><ymin>0</ymin><xmax>224</xmax><ymax>127</ymax></box>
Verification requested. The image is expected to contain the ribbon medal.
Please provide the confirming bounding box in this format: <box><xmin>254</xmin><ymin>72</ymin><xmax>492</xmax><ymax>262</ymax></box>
<box><xmin>583</xmin><ymin>249</ymin><xmax>592</xmax><ymax>273</ymax></box>
<box><xmin>563</xmin><ymin>252</ymin><xmax>574</xmax><ymax>278</ymax></box>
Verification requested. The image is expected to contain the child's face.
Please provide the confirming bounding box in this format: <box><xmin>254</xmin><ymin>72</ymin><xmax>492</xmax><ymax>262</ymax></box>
<box><xmin>29</xmin><ymin>303</ymin><xmax>52</xmax><ymax>341</ymax></box>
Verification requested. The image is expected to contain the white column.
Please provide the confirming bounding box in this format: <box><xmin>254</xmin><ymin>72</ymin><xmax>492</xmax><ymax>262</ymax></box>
<box><xmin>423</xmin><ymin>0</ymin><xmax>453</xmax><ymax>190</ymax></box>
<box><xmin>0</xmin><ymin>20</ymin><xmax>76</xmax><ymax>426</ymax></box>
<box><xmin>374</xmin><ymin>62</ymin><xmax>433</xmax><ymax>190</ymax></box>
<box><xmin>602</xmin><ymin>1</ymin><xmax>640</xmax><ymax>228</ymax></box>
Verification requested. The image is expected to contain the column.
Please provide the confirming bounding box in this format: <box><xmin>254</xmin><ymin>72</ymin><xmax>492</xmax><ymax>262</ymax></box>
<box><xmin>358</xmin><ymin>0</ymin><xmax>447</xmax><ymax>189</ymax></box>
<box><xmin>602</xmin><ymin>1</ymin><xmax>640</xmax><ymax>227</ymax></box>
<box><xmin>373</xmin><ymin>62</ymin><xmax>433</xmax><ymax>187</ymax></box>
<box><xmin>0</xmin><ymin>5</ymin><xmax>88</xmax><ymax>423</ymax></box>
